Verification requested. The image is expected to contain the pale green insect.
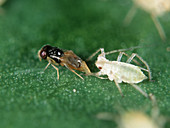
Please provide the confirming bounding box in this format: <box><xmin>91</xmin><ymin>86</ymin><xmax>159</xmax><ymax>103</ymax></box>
<box><xmin>96</xmin><ymin>94</ymin><xmax>166</xmax><ymax>128</ymax></box>
<box><xmin>0</xmin><ymin>0</ymin><xmax>6</xmax><ymax>6</ymax></box>
<box><xmin>87</xmin><ymin>48</ymin><xmax>151</xmax><ymax>98</ymax></box>
<box><xmin>124</xmin><ymin>0</ymin><xmax>170</xmax><ymax>41</ymax></box>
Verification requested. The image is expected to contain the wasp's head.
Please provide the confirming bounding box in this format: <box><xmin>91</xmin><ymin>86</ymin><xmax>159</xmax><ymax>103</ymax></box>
<box><xmin>38</xmin><ymin>45</ymin><xmax>64</xmax><ymax>63</ymax></box>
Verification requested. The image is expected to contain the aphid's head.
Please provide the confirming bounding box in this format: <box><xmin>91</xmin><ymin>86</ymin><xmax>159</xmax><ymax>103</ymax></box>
<box><xmin>95</xmin><ymin>55</ymin><xmax>107</xmax><ymax>70</ymax></box>
<box><xmin>38</xmin><ymin>45</ymin><xmax>64</xmax><ymax>63</ymax></box>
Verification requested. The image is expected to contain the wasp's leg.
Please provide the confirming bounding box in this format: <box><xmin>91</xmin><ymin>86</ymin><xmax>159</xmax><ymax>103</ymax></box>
<box><xmin>130</xmin><ymin>83</ymin><xmax>148</xmax><ymax>98</ymax></box>
<box><xmin>151</xmin><ymin>15</ymin><xmax>166</xmax><ymax>41</ymax></box>
<box><xmin>68</xmin><ymin>68</ymin><xmax>84</xmax><ymax>80</ymax></box>
<box><xmin>44</xmin><ymin>62</ymin><xmax>51</xmax><ymax>71</ymax></box>
<box><xmin>123</xmin><ymin>4</ymin><xmax>137</xmax><ymax>26</ymax></box>
<box><xmin>113</xmin><ymin>80</ymin><xmax>124</xmax><ymax>97</ymax></box>
<box><xmin>127</xmin><ymin>53</ymin><xmax>152</xmax><ymax>80</ymax></box>
<box><xmin>51</xmin><ymin>64</ymin><xmax>60</xmax><ymax>80</ymax></box>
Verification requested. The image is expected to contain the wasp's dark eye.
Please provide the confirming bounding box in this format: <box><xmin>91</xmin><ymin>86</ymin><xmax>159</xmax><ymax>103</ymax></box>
<box><xmin>40</xmin><ymin>50</ymin><xmax>47</xmax><ymax>59</ymax></box>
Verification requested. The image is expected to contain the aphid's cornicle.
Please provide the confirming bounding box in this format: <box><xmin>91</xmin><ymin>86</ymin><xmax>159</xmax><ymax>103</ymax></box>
<box><xmin>87</xmin><ymin>48</ymin><xmax>152</xmax><ymax>98</ymax></box>
<box><xmin>38</xmin><ymin>45</ymin><xmax>91</xmax><ymax>80</ymax></box>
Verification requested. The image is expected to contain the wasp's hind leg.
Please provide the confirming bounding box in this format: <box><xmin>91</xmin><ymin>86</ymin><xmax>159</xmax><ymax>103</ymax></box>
<box><xmin>69</xmin><ymin>68</ymin><xmax>84</xmax><ymax>80</ymax></box>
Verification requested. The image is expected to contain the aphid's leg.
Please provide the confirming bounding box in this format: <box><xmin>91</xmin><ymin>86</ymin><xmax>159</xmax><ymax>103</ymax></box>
<box><xmin>127</xmin><ymin>53</ymin><xmax>152</xmax><ymax>80</ymax></box>
<box><xmin>92</xmin><ymin>71</ymin><xmax>109</xmax><ymax>80</ymax></box>
<box><xmin>51</xmin><ymin>64</ymin><xmax>60</xmax><ymax>80</ymax></box>
<box><xmin>68</xmin><ymin>68</ymin><xmax>84</xmax><ymax>80</ymax></box>
<box><xmin>92</xmin><ymin>71</ymin><xmax>107</xmax><ymax>79</ymax></box>
<box><xmin>151</xmin><ymin>15</ymin><xmax>166</xmax><ymax>41</ymax></box>
<box><xmin>117</xmin><ymin>52</ymin><xmax>140</xmax><ymax>65</ymax></box>
<box><xmin>117</xmin><ymin>52</ymin><xmax>123</xmax><ymax>62</ymax></box>
<box><xmin>44</xmin><ymin>62</ymin><xmax>51</xmax><ymax>71</ymax></box>
<box><xmin>130</xmin><ymin>83</ymin><xmax>148</xmax><ymax>98</ymax></box>
<box><xmin>149</xmin><ymin>93</ymin><xmax>160</xmax><ymax>120</ymax></box>
<box><xmin>113</xmin><ymin>80</ymin><xmax>124</xmax><ymax>97</ymax></box>
<box><xmin>86</xmin><ymin>48</ymin><xmax>104</xmax><ymax>61</ymax></box>
<box><xmin>123</xmin><ymin>4</ymin><xmax>137</xmax><ymax>26</ymax></box>
<box><xmin>96</xmin><ymin>76</ymin><xmax>108</xmax><ymax>79</ymax></box>
<box><xmin>140</xmin><ymin>67</ymin><xmax>149</xmax><ymax>72</ymax></box>
<box><xmin>98</xmin><ymin>77</ymin><xmax>108</xmax><ymax>79</ymax></box>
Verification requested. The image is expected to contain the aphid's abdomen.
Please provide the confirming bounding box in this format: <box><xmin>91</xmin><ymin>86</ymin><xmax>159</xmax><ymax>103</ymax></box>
<box><xmin>111</xmin><ymin>62</ymin><xmax>147</xmax><ymax>84</ymax></box>
<box><xmin>133</xmin><ymin>0</ymin><xmax>170</xmax><ymax>16</ymax></box>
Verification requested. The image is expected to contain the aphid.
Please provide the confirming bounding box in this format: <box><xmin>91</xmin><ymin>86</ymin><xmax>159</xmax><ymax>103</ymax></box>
<box><xmin>117</xmin><ymin>94</ymin><xmax>165</xmax><ymax>128</ymax></box>
<box><xmin>96</xmin><ymin>94</ymin><xmax>166</xmax><ymax>128</ymax></box>
<box><xmin>87</xmin><ymin>48</ymin><xmax>151</xmax><ymax>97</ymax></box>
<box><xmin>38</xmin><ymin>45</ymin><xmax>91</xmax><ymax>80</ymax></box>
<box><xmin>124</xmin><ymin>0</ymin><xmax>170</xmax><ymax>41</ymax></box>
<box><xmin>0</xmin><ymin>0</ymin><xmax>6</xmax><ymax>6</ymax></box>
<box><xmin>0</xmin><ymin>0</ymin><xmax>6</xmax><ymax>14</ymax></box>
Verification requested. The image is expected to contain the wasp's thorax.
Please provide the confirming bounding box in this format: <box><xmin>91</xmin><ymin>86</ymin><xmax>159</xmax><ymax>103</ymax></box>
<box><xmin>38</xmin><ymin>45</ymin><xmax>64</xmax><ymax>63</ymax></box>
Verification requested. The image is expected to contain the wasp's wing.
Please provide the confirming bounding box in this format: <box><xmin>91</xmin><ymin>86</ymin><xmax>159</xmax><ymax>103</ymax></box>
<box><xmin>67</xmin><ymin>56</ymin><xmax>82</xmax><ymax>68</ymax></box>
<box><xmin>63</xmin><ymin>51</ymin><xmax>82</xmax><ymax>69</ymax></box>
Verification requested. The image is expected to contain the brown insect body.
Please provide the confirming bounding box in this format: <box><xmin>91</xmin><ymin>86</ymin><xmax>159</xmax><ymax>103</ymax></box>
<box><xmin>38</xmin><ymin>45</ymin><xmax>91</xmax><ymax>80</ymax></box>
<box><xmin>60</xmin><ymin>50</ymin><xmax>91</xmax><ymax>74</ymax></box>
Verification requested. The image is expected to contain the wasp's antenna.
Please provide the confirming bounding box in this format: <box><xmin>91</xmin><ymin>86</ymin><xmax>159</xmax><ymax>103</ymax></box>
<box><xmin>38</xmin><ymin>50</ymin><xmax>42</xmax><ymax>61</ymax></box>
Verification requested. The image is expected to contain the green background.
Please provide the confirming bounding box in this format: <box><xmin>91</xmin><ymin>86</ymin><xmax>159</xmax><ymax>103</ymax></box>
<box><xmin>0</xmin><ymin>0</ymin><xmax>169</xmax><ymax>128</ymax></box>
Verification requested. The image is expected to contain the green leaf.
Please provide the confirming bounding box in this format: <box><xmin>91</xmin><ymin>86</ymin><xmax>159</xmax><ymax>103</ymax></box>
<box><xmin>0</xmin><ymin>0</ymin><xmax>169</xmax><ymax>128</ymax></box>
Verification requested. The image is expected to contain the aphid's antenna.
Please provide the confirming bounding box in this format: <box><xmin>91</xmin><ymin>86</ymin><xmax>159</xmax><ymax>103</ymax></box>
<box><xmin>100</xmin><ymin>48</ymin><xmax>105</xmax><ymax>57</ymax></box>
<box><xmin>86</xmin><ymin>48</ymin><xmax>102</xmax><ymax>61</ymax></box>
<box><xmin>151</xmin><ymin>15</ymin><xmax>166</xmax><ymax>41</ymax></box>
<box><xmin>87</xmin><ymin>46</ymin><xmax>142</xmax><ymax>61</ymax></box>
<box><xmin>105</xmin><ymin>46</ymin><xmax>142</xmax><ymax>55</ymax></box>
<box><xmin>123</xmin><ymin>4</ymin><xmax>137</xmax><ymax>26</ymax></box>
